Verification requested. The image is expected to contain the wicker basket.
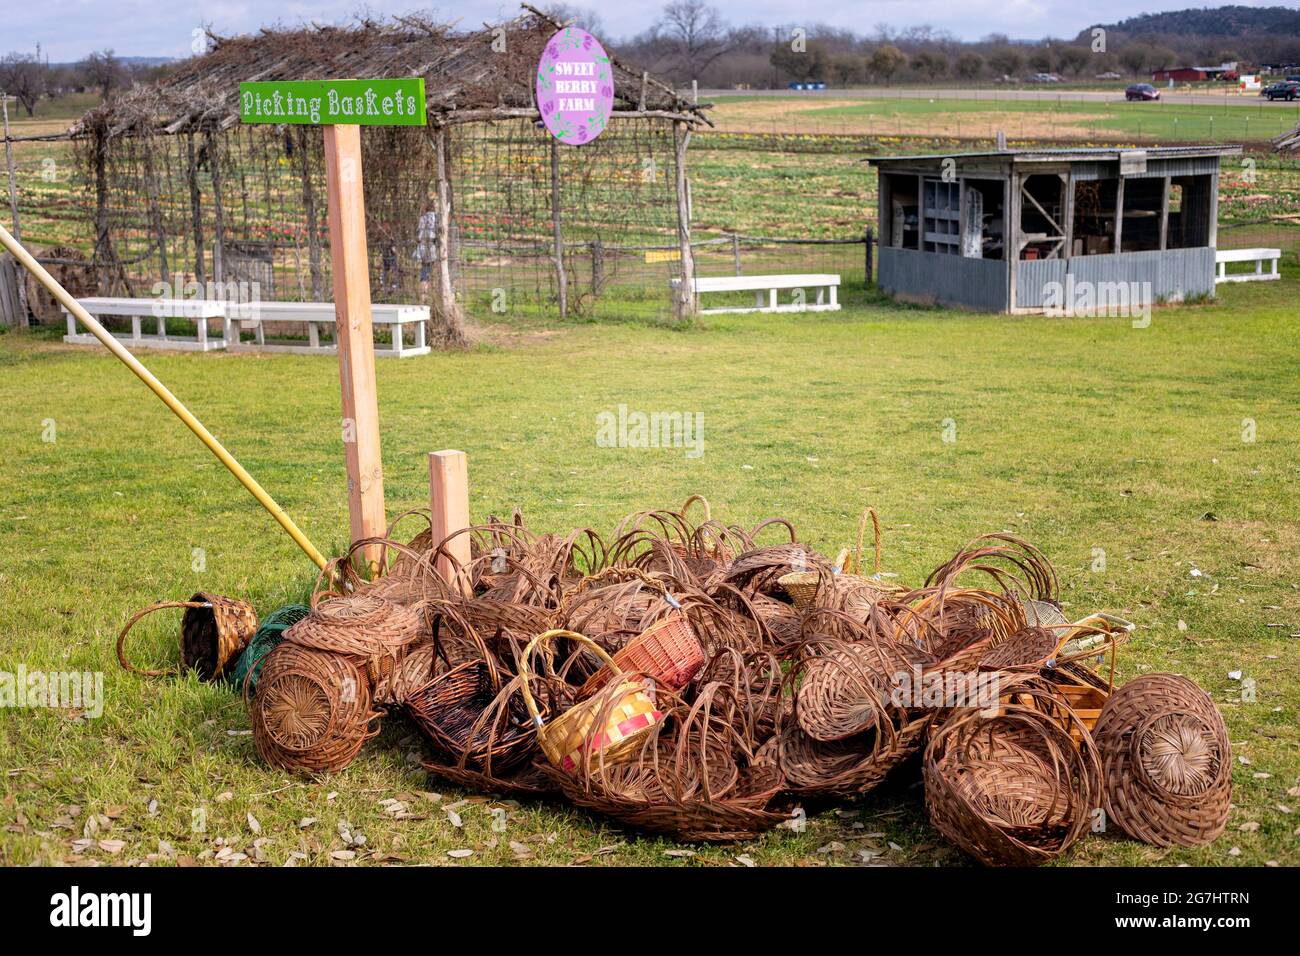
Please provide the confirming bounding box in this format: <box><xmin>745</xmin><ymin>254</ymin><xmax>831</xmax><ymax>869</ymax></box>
<box><xmin>544</xmin><ymin>683</ymin><xmax>789</xmax><ymax>842</ymax></box>
<box><xmin>792</xmin><ymin>637</ymin><xmax>934</xmax><ymax>742</ymax></box>
<box><xmin>1092</xmin><ymin>673</ymin><xmax>1232</xmax><ymax>848</ymax></box>
<box><xmin>778</xmin><ymin>712</ymin><xmax>932</xmax><ymax>799</ymax></box>
<box><xmin>923</xmin><ymin>676</ymin><xmax>1102</xmax><ymax>866</ymax></box>
<box><xmin>116</xmin><ymin>593</ymin><xmax>257</xmax><ymax>681</ymax></box>
<box><xmin>249</xmin><ymin>642</ymin><xmax>379</xmax><ymax>775</ymax></box>
<box><xmin>779</xmin><ymin>508</ymin><xmax>901</xmax><ymax>610</ymax></box>
<box><xmin>406</xmin><ymin>664</ymin><xmax>541</xmax><ymax>775</ymax></box>
<box><xmin>558</xmin><ymin>567</ymin><xmax>705</xmax><ymax>694</ymax></box>
<box><xmin>518</xmin><ymin>629</ymin><xmax>664</xmax><ymax>775</ymax></box>
<box><xmin>286</xmin><ymin>593</ymin><xmax>425</xmax><ymax>696</ymax></box>
<box><xmin>578</xmin><ymin>610</ymin><xmax>704</xmax><ymax>696</ymax></box>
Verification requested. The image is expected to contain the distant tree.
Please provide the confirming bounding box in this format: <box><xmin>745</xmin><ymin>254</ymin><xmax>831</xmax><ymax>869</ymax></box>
<box><xmin>828</xmin><ymin>52</ymin><xmax>866</xmax><ymax>86</ymax></box>
<box><xmin>1149</xmin><ymin>46</ymin><xmax>1179</xmax><ymax>71</ymax></box>
<box><xmin>868</xmin><ymin>44</ymin><xmax>906</xmax><ymax>85</ymax></box>
<box><xmin>1057</xmin><ymin>45</ymin><xmax>1091</xmax><ymax>77</ymax></box>
<box><xmin>80</xmin><ymin>50</ymin><xmax>127</xmax><ymax>96</ymax></box>
<box><xmin>770</xmin><ymin>40</ymin><xmax>829</xmax><ymax>83</ymax></box>
<box><xmin>1118</xmin><ymin>43</ymin><xmax>1153</xmax><ymax>76</ymax></box>
<box><xmin>1027</xmin><ymin>46</ymin><xmax>1054</xmax><ymax>73</ymax></box>
<box><xmin>540</xmin><ymin>3</ymin><xmax>605</xmax><ymax>36</ymax></box>
<box><xmin>955</xmin><ymin>52</ymin><xmax>985</xmax><ymax>80</ymax></box>
<box><xmin>910</xmin><ymin>50</ymin><xmax>949</xmax><ymax>81</ymax></box>
<box><xmin>0</xmin><ymin>53</ymin><xmax>47</xmax><ymax>116</ymax></box>
<box><xmin>987</xmin><ymin>47</ymin><xmax>1025</xmax><ymax>79</ymax></box>
<box><xmin>655</xmin><ymin>0</ymin><xmax>730</xmax><ymax>81</ymax></box>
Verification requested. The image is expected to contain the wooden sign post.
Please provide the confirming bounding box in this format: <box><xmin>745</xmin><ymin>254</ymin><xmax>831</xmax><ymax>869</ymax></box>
<box><xmin>241</xmin><ymin>78</ymin><xmax>429</xmax><ymax>570</ymax></box>
<box><xmin>429</xmin><ymin>450</ymin><xmax>471</xmax><ymax>595</ymax></box>
<box><xmin>323</xmin><ymin>124</ymin><xmax>386</xmax><ymax>566</ymax></box>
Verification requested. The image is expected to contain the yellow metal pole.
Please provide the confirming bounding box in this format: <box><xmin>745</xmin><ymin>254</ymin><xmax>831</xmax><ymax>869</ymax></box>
<box><xmin>0</xmin><ymin>221</ymin><xmax>328</xmax><ymax>570</ymax></box>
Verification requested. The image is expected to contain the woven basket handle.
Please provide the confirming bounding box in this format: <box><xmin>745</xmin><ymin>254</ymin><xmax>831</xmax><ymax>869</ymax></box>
<box><xmin>680</xmin><ymin>494</ymin><xmax>712</xmax><ymax>524</ymax></box>
<box><xmin>384</xmin><ymin>507</ymin><xmax>433</xmax><ymax>557</ymax></box>
<box><xmin>748</xmin><ymin>517</ymin><xmax>797</xmax><ymax>545</ymax></box>
<box><xmin>516</xmin><ymin>629</ymin><xmax>623</xmax><ymax>730</ymax></box>
<box><xmin>116</xmin><ymin>600</ymin><xmax>211</xmax><ymax>677</ymax></box>
<box><xmin>1053</xmin><ymin>614</ymin><xmax>1132</xmax><ymax>691</ymax></box>
<box><xmin>848</xmin><ymin>508</ymin><xmax>883</xmax><ymax>577</ymax></box>
<box><xmin>554</xmin><ymin>566</ymin><xmax>676</xmax><ymax>624</ymax></box>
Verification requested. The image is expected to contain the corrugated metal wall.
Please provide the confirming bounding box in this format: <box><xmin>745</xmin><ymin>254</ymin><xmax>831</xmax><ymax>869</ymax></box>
<box><xmin>1071</xmin><ymin>157</ymin><xmax>1220</xmax><ymax>181</ymax></box>
<box><xmin>1015</xmin><ymin>259</ymin><xmax>1067</xmax><ymax>309</ymax></box>
<box><xmin>1015</xmin><ymin>247</ymin><xmax>1215</xmax><ymax>308</ymax></box>
<box><xmin>879</xmin><ymin>247</ymin><xmax>1008</xmax><ymax>310</ymax></box>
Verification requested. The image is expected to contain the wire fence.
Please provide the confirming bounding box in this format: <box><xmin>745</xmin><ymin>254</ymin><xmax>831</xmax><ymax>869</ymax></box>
<box><xmin>3</xmin><ymin>121</ymin><xmax>1299</xmax><ymax>329</ymax></box>
<box><xmin>454</xmin><ymin>232</ymin><xmax>869</xmax><ymax>321</ymax></box>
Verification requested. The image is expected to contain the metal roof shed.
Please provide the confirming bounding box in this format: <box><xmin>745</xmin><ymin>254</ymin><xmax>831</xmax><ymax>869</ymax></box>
<box><xmin>866</xmin><ymin>146</ymin><xmax>1241</xmax><ymax>313</ymax></box>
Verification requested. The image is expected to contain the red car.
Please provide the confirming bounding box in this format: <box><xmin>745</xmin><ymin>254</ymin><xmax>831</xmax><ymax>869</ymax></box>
<box><xmin>1126</xmin><ymin>83</ymin><xmax>1160</xmax><ymax>101</ymax></box>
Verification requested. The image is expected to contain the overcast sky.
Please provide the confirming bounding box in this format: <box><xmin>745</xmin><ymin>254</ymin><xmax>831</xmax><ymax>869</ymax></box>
<box><xmin>7</xmin><ymin>1</ymin><xmax>1292</xmax><ymax>61</ymax></box>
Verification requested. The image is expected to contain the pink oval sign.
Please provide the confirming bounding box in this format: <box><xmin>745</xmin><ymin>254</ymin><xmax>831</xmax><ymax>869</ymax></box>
<box><xmin>535</xmin><ymin>27</ymin><xmax>614</xmax><ymax>145</ymax></box>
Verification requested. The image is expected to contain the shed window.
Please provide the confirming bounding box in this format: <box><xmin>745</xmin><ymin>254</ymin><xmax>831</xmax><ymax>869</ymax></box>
<box><xmin>1167</xmin><ymin>175</ymin><xmax>1212</xmax><ymax>248</ymax></box>
<box><xmin>883</xmin><ymin>173</ymin><xmax>919</xmax><ymax>249</ymax></box>
<box><xmin>1018</xmin><ymin>174</ymin><xmax>1067</xmax><ymax>260</ymax></box>
<box><xmin>1072</xmin><ymin>179</ymin><xmax>1119</xmax><ymax>256</ymax></box>
<box><xmin>922</xmin><ymin>178</ymin><xmax>960</xmax><ymax>255</ymax></box>
<box><xmin>963</xmin><ymin>179</ymin><xmax>1005</xmax><ymax>260</ymax></box>
<box><xmin>1120</xmin><ymin>177</ymin><xmax>1165</xmax><ymax>252</ymax></box>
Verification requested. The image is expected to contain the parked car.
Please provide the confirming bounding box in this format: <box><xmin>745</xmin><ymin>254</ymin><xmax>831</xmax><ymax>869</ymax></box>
<box><xmin>1028</xmin><ymin>72</ymin><xmax>1063</xmax><ymax>83</ymax></box>
<box><xmin>1262</xmin><ymin>81</ymin><xmax>1300</xmax><ymax>100</ymax></box>
<box><xmin>1125</xmin><ymin>83</ymin><xmax>1160</xmax><ymax>101</ymax></box>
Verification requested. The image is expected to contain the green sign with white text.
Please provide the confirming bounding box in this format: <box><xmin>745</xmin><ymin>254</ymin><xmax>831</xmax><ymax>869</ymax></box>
<box><xmin>239</xmin><ymin>78</ymin><xmax>427</xmax><ymax>126</ymax></box>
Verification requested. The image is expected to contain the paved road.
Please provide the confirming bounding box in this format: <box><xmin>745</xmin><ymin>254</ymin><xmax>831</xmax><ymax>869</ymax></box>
<box><xmin>697</xmin><ymin>87</ymin><xmax>1300</xmax><ymax>109</ymax></box>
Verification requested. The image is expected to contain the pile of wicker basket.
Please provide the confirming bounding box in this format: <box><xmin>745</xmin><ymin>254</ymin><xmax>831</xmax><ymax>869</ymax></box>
<box><xmin>119</xmin><ymin>498</ymin><xmax>1234</xmax><ymax>863</ymax></box>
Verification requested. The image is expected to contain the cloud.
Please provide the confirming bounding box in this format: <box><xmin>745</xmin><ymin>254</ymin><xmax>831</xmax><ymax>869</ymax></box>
<box><xmin>4</xmin><ymin>1</ymin><xmax>1266</xmax><ymax>61</ymax></box>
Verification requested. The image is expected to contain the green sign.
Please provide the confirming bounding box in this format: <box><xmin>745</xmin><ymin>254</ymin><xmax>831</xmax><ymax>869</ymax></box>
<box><xmin>239</xmin><ymin>78</ymin><xmax>427</xmax><ymax>126</ymax></box>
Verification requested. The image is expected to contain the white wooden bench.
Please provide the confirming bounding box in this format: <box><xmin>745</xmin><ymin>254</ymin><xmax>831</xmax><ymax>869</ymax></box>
<box><xmin>1215</xmin><ymin>248</ymin><xmax>1282</xmax><ymax>284</ymax></box>
<box><xmin>62</xmin><ymin>297</ymin><xmax>229</xmax><ymax>351</ymax></box>
<box><xmin>670</xmin><ymin>273</ymin><xmax>841</xmax><ymax>315</ymax></box>
<box><xmin>228</xmin><ymin>302</ymin><xmax>431</xmax><ymax>358</ymax></box>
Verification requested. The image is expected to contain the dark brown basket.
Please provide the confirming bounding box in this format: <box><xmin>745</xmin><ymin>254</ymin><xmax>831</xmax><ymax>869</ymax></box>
<box><xmin>923</xmin><ymin>677</ymin><xmax>1101</xmax><ymax>866</ymax></box>
<box><xmin>249</xmin><ymin>642</ymin><xmax>379</xmax><ymax>775</ymax></box>
<box><xmin>116</xmin><ymin>592</ymin><xmax>257</xmax><ymax>681</ymax></box>
<box><xmin>406</xmin><ymin>664</ymin><xmax>542</xmax><ymax>776</ymax></box>
<box><xmin>1092</xmin><ymin>673</ymin><xmax>1232</xmax><ymax>848</ymax></box>
<box><xmin>422</xmin><ymin>759</ymin><xmax>557</xmax><ymax>798</ymax></box>
<box><xmin>777</xmin><ymin>713</ymin><xmax>931</xmax><ymax>799</ymax></box>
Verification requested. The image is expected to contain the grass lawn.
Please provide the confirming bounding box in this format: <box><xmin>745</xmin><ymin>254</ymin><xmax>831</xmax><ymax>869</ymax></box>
<box><xmin>709</xmin><ymin>93</ymin><xmax>1300</xmax><ymax>144</ymax></box>
<box><xmin>1</xmin><ymin>269</ymin><xmax>1298</xmax><ymax>868</ymax></box>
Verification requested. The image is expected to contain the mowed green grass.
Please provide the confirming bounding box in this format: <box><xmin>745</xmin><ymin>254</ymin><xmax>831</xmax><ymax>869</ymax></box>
<box><xmin>1</xmin><ymin>275</ymin><xmax>1298</xmax><ymax>868</ymax></box>
<box><xmin>718</xmin><ymin>93</ymin><xmax>1300</xmax><ymax>143</ymax></box>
